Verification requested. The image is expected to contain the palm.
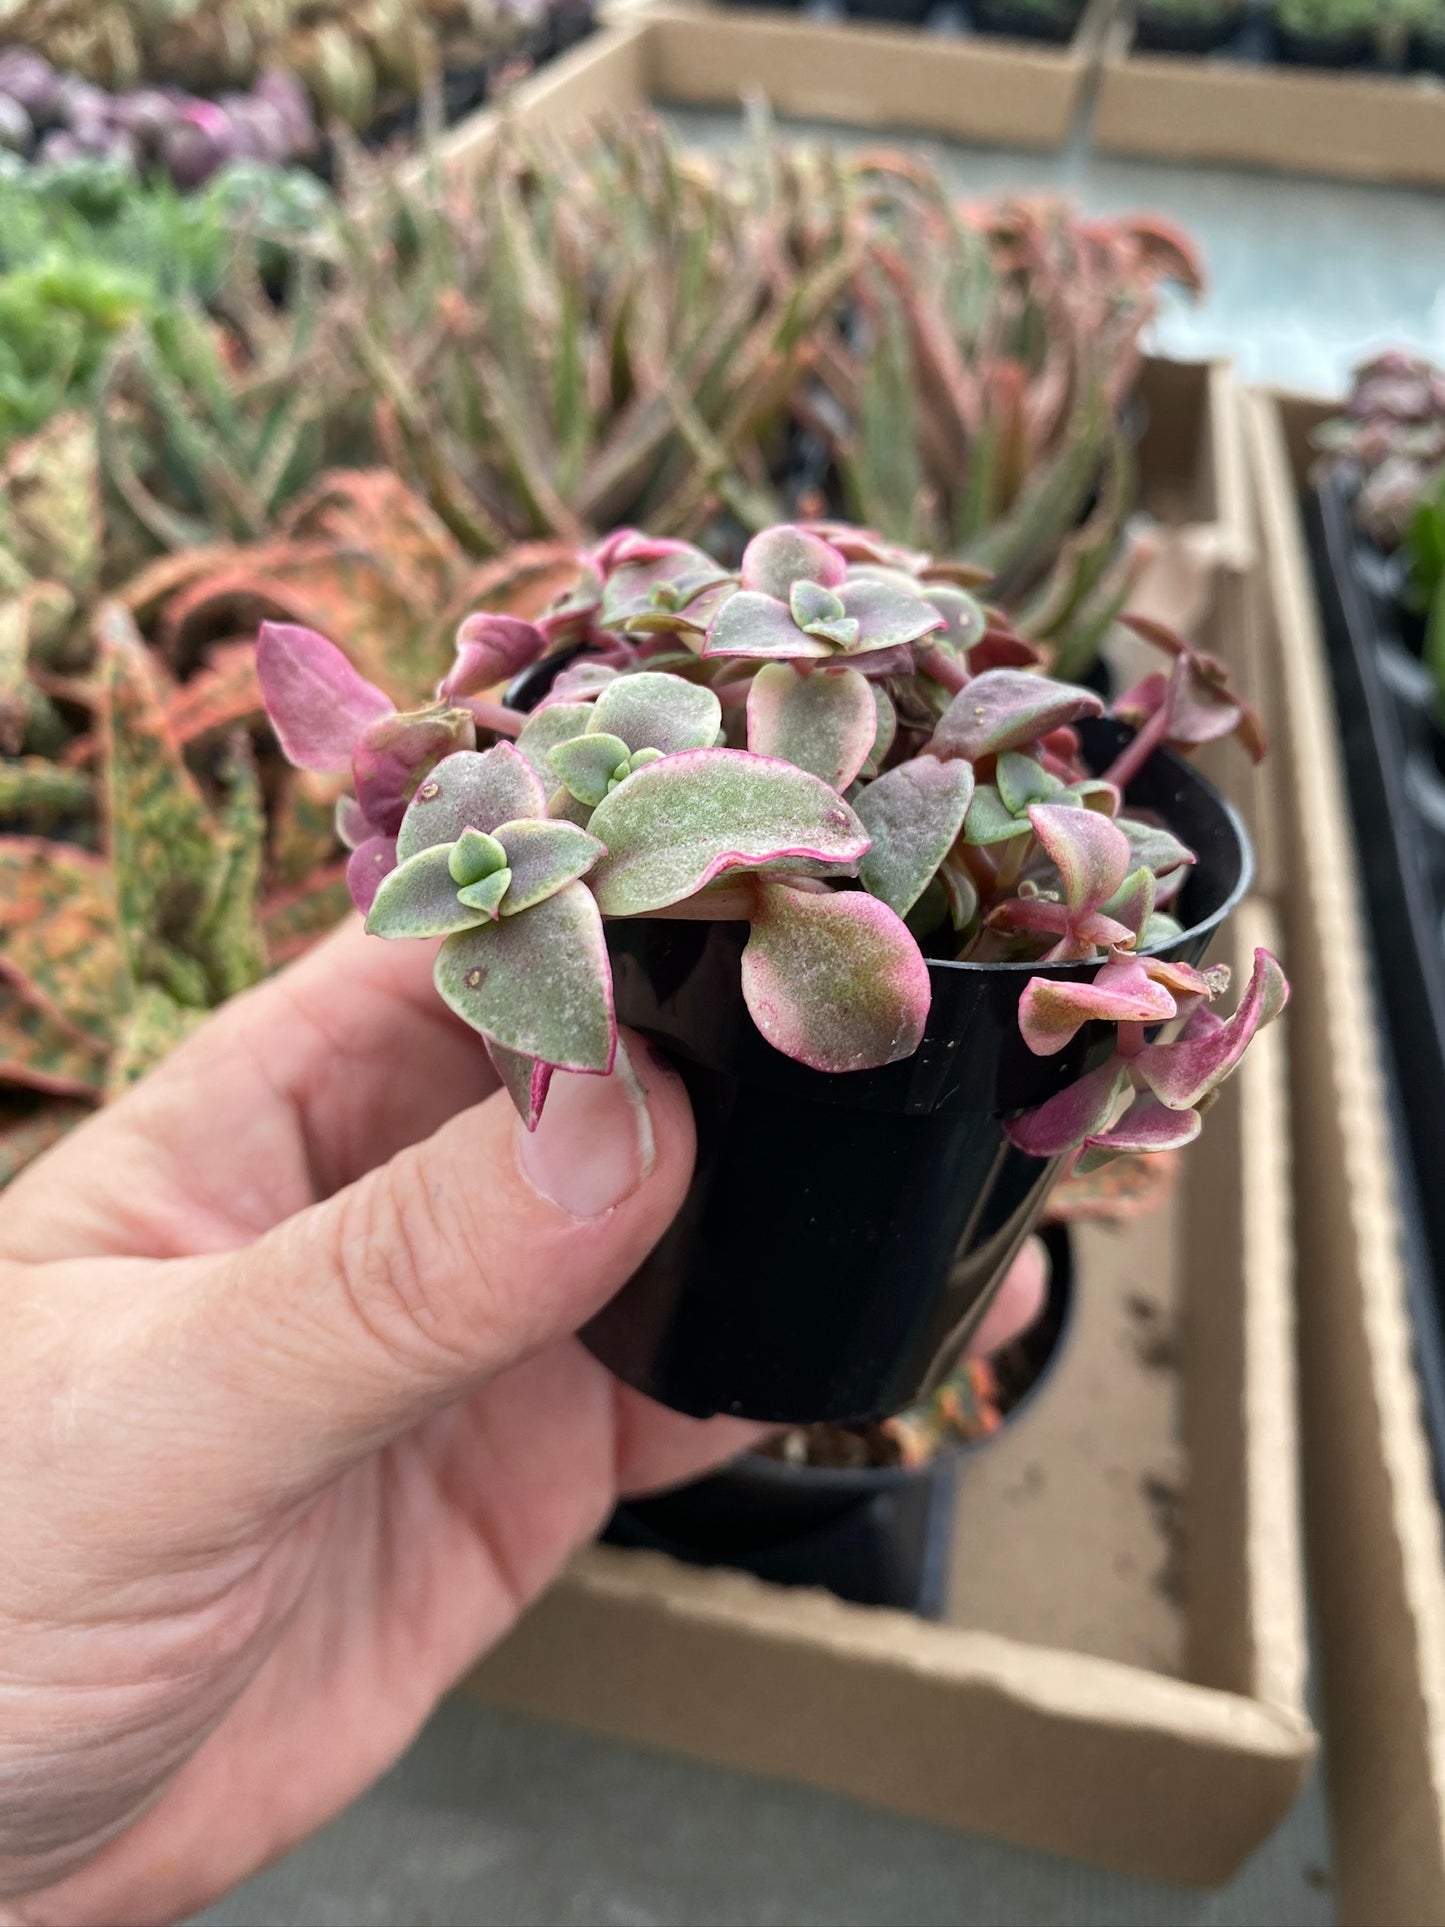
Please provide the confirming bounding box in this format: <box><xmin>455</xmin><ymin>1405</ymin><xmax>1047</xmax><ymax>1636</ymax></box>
<box><xmin>0</xmin><ymin>923</ymin><xmax>747</xmax><ymax>1923</ymax></box>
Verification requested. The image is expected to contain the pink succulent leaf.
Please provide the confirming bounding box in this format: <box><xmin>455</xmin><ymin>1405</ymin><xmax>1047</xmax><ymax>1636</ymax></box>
<box><xmin>1142</xmin><ymin>955</ymin><xmax>1219</xmax><ymax>1000</ymax></box>
<box><xmin>335</xmin><ymin>793</ymin><xmax>369</xmax><ymax>850</ymax></box>
<box><xmin>599</xmin><ymin>548</ymin><xmax>734</xmax><ymax>631</ymax></box>
<box><xmin>1027</xmin><ymin>803</ymin><xmax>1132</xmax><ymax>914</ymax></box>
<box><xmin>537</xmin><ymin>566</ymin><xmax>602</xmax><ymax>648</ymax></box>
<box><xmin>789</xmin><ymin>580</ymin><xmax>858</xmax><ymax>650</ymax></box>
<box><xmin>366</xmin><ymin>844</ymin><xmax>489</xmax><ymax>940</ymax></box>
<box><xmin>741</xmin><ymin>881</ymin><xmax>931</xmax><ymax>1073</ymax></box>
<box><xmin>589</xmin><ymin>671</ymin><xmax>722</xmax><ymax>756</ymax></box>
<box><xmin>835</xmin><ymin>577</ymin><xmax>946</xmax><ymax>653</ymax></box>
<box><xmin>590</xmin><ymin>529</ymin><xmax>697</xmax><ymax>573</ymax></box>
<box><xmin>965</xmin><ymin>630</ymin><xmax>1048</xmax><ymax>674</ymax></box>
<box><xmin>545</xmin><ymin>661</ymin><xmax>619</xmax><ymax>705</ymax></box>
<box><xmin>456</xmin><ymin>870</ymin><xmax>511</xmax><ymax>919</ymax></box>
<box><xmin>964</xmin><ymin>784</ymin><xmax>1035</xmax><ymax>846</ymax></box>
<box><xmin>1117</xmin><ymin>816</ymin><xmax>1195</xmax><ymax>877</ymax></box>
<box><xmin>745</xmin><ymin>663</ymin><xmax>878</xmax><ymax>790</ymax></box>
<box><xmin>515</xmin><ymin>702</ymin><xmax>595</xmax><ymax>783</ymax></box>
<box><xmin>986</xmin><ymin>896</ymin><xmax>1072</xmax><ymax>941</ymax></box>
<box><xmin>587</xmin><ymin>749</ymin><xmax>870</xmax><ymax>917</ymax></box>
<box><xmin>486</xmin><ymin>1039</ymin><xmax>555</xmax><ymax>1131</ymax></box>
<box><xmin>395</xmin><ymin>743</ymin><xmax>548</xmax><ymax>861</ymax></box>
<box><xmin>1136</xmin><ymin>947</ymin><xmax>1289</xmax><ymax>1110</ymax></box>
<box><xmin>346</xmin><ymin>835</ymin><xmax>398</xmax><ymax>916</ymax></box>
<box><xmin>1073</xmin><ymin>1095</ymin><xmax>1202</xmax><ymax>1173</ymax></box>
<box><xmin>921</xmin><ymin>583</ymin><xmax>989</xmax><ymax>655</ymax></box>
<box><xmin>493</xmin><ymin>817</ymin><xmax>605</xmax><ymax>914</ymax></box>
<box><xmin>551</xmin><ymin>731</ymin><xmax>632</xmax><ymax>807</ymax></box>
<box><xmin>854</xmin><ymin>756</ymin><xmax>976</xmax><ymax>916</ymax></box>
<box><xmin>434</xmin><ymin>879</ymin><xmax>616</xmax><ymax>1074</ymax></box>
<box><xmin>996</xmin><ymin>752</ymin><xmax>1061</xmax><ymax>815</ymax></box>
<box><xmin>1066</xmin><ymin>778</ymin><xmax>1123</xmax><ymax>815</ymax></box>
<box><xmin>800</xmin><ymin>522</ymin><xmax>934</xmax><ymax>573</ymax></box>
<box><xmin>1004</xmin><ymin>1060</ymin><xmax>1133</xmax><ymax>1158</ymax></box>
<box><xmin>1018</xmin><ymin>957</ymin><xmax>1178</xmax><ymax>1057</ymax></box>
<box><xmin>702</xmin><ymin>589</ymin><xmax>834</xmax><ymax>662</ymax></box>
<box><xmin>839</xmin><ymin>643</ymin><xmax>919</xmax><ymax>680</ymax></box>
<box><xmin>256</xmin><ymin>621</ymin><xmax>393</xmax><ymax>773</ymax></box>
<box><xmin>440</xmin><ymin>614</ymin><xmax>547</xmax><ymax>701</ymax></box>
<box><xmin>740</xmin><ymin>525</ymin><xmax>848</xmax><ymax>598</ymax></box>
<box><xmin>1100</xmin><ymin>864</ymin><xmax>1156</xmax><ymax>939</ymax></box>
<box><xmin>352</xmin><ymin>706</ymin><xmax>477</xmax><ymax>838</ymax></box>
<box><xmin>934</xmin><ymin>670</ymin><xmax>1105</xmax><ymax>762</ymax></box>
<box><xmin>860</xmin><ymin>685</ymin><xmax>898</xmax><ymax>779</ymax></box>
<box><xmin>1113</xmin><ymin>669</ymin><xmax>1171</xmax><ymax>730</ymax></box>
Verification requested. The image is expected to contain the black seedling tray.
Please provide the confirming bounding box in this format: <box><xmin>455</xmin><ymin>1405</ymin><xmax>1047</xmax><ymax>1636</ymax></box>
<box><xmin>1308</xmin><ymin>471</ymin><xmax>1445</xmax><ymax>1505</ymax></box>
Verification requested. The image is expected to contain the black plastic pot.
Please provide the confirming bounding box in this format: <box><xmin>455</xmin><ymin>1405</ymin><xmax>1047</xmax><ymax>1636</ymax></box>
<box><xmin>1270</xmin><ymin>16</ymin><xmax>1375</xmax><ymax>64</ymax></box>
<box><xmin>1307</xmin><ymin>471</ymin><xmax>1445</xmax><ymax>1503</ymax></box>
<box><xmin>1133</xmin><ymin>1</ymin><xmax>1245</xmax><ymax>52</ymax></box>
<box><xmin>582</xmin><ymin>717</ymin><xmax>1251</xmax><ymax>1424</ymax></box>
<box><xmin>1412</xmin><ymin>24</ymin><xmax>1445</xmax><ymax>74</ymax></box>
<box><xmin>842</xmin><ymin>0</ymin><xmax>936</xmax><ymax>23</ymax></box>
<box><xmin>605</xmin><ymin>1222</ymin><xmax>1074</xmax><ymax>1615</ymax></box>
<box><xmin>970</xmin><ymin>0</ymin><xmax>1085</xmax><ymax>36</ymax></box>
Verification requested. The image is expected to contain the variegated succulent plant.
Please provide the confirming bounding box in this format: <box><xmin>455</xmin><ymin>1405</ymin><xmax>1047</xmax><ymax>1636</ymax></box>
<box><xmin>257</xmin><ymin>519</ymin><xmax>1285</xmax><ymax>1165</ymax></box>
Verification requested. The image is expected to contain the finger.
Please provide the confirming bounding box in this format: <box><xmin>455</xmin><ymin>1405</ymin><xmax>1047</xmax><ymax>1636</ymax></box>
<box><xmin>0</xmin><ymin>920</ymin><xmax>497</xmax><ymax>1263</ymax></box>
<box><xmin>52</xmin><ymin>1033</ymin><xmax>698</xmax><ymax>1532</ymax></box>
<box><xmin>966</xmin><ymin>1234</ymin><xmax>1049</xmax><ymax>1358</ymax></box>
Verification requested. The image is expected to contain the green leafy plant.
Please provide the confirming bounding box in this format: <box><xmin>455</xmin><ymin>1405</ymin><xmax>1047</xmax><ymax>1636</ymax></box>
<box><xmin>257</xmin><ymin>519</ymin><xmax>1283</xmax><ymax>1159</ymax></box>
<box><xmin>1274</xmin><ymin>0</ymin><xmax>1380</xmax><ymax>40</ymax></box>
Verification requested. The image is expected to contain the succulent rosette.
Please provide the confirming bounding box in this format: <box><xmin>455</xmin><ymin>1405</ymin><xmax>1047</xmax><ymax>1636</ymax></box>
<box><xmin>256</xmin><ymin>520</ymin><xmax>1285</xmax><ymax>1164</ymax></box>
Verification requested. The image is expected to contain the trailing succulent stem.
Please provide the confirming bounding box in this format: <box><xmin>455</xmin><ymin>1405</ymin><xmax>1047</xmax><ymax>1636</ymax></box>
<box><xmin>257</xmin><ymin>518</ymin><xmax>1284</xmax><ymax>1172</ymax></box>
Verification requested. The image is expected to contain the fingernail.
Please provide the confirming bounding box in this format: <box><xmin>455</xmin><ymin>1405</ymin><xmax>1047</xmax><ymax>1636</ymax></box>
<box><xmin>516</xmin><ymin>1040</ymin><xmax>656</xmax><ymax>1218</ymax></box>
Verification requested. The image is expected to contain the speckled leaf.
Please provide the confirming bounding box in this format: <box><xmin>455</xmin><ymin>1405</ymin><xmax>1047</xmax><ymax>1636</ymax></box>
<box><xmin>191</xmin><ymin>740</ymin><xmax>268</xmax><ymax>1002</ymax></box>
<box><xmin>396</xmin><ymin>745</ymin><xmax>548</xmax><ymax>861</ymax></box>
<box><xmin>0</xmin><ymin>973</ymin><xmax>108</xmax><ymax>1098</ymax></box>
<box><xmin>494</xmin><ymin>819</ymin><xmax>605</xmax><ymax>915</ymax></box>
<box><xmin>551</xmin><ymin>732</ymin><xmax>631</xmax><ymax>807</ymax></box>
<box><xmin>1004</xmin><ymin>1061</ymin><xmax>1132</xmax><ymax>1159</ymax></box>
<box><xmin>588</xmin><ymin>750</ymin><xmax>869</xmax><ymax>917</ymax></box>
<box><xmin>434</xmin><ymin>881</ymin><xmax>615</xmax><ymax>1073</ymax></box>
<box><xmin>105</xmin><ymin>987</ymin><xmax>208</xmax><ymax>1097</ymax></box>
<box><xmin>745</xmin><ymin>665</ymin><xmax>877</xmax><ymax>790</ymax></box>
<box><xmin>368</xmin><ymin>845</ymin><xmax>488</xmax><ymax>940</ymax></box>
<box><xmin>514</xmin><ymin>703</ymin><xmax>594</xmax><ymax>784</ymax></box>
<box><xmin>855</xmin><ymin>758</ymin><xmax>975</xmax><ymax>917</ymax></box>
<box><xmin>0</xmin><ymin>838</ymin><xmax>127</xmax><ymax>1053</ymax></box>
<box><xmin>702</xmin><ymin>590</ymin><xmax>832</xmax><ymax>662</ymax></box>
<box><xmin>589</xmin><ymin>673</ymin><xmax>722</xmax><ymax>756</ymax></box>
<box><xmin>0</xmin><ymin>759</ymin><xmax>94</xmax><ymax>826</ymax></box>
<box><xmin>1018</xmin><ymin>958</ymin><xmax>1178</xmax><ymax>1057</ymax></box>
<box><xmin>741</xmin><ymin>882</ymin><xmax>931</xmax><ymax>1073</ymax></box>
<box><xmin>934</xmin><ymin>671</ymin><xmax>1104</xmax><ymax>762</ymax></box>
<box><xmin>261</xmin><ymin>864</ymin><xmax>353</xmax><ymax>967</ymax></box>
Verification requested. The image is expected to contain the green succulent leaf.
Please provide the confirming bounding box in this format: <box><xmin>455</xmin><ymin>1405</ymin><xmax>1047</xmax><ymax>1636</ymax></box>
<box><xmin>588</xmin><ymin>671</ymin><xmax>722</xmax><ymax>756</ymax></box>
<box><xmin>449</xmin><ymin>827</ymin><xmax>509</xmax><ymax>888</ymax></box>
<box><xmin>702</xmin><ymin>589</ymin><xmax>834</xmax><ymax>662</ymax></box>
<box><xmin>514</xmin><ymin>702</ymin><xmax>595</xmax><ymax>784</ymax></box>
<box><xmin>996</xmin><ymin>752</ymin><xmax>1059</xmax><ymax>816</ymax></box>
<box><xmin>456</xmin><ymin>869</ymin><xmax>512</xmax><ymax>918</ymax></box>
<box><xmin>434</xmin><ymin>880</ymin><xmax>615</xmax><ymax>1073</ymax></box>
<box><xmin>551</xmin><ymin>731</ymin><xmax>633</xmax><ymax>807</ymax></box>
<box><xmin>367</xmin><ymin>844</ymin><xmax>489</xmax><ymax>940</ymax></box>
<box><xmin>493</xmin><ymin>817</ymin><xmax>605</xmax><ymax>914</ymax></box>
<box><xmin>854</xmin><ymin>757</ymin><xmax>976</xmax><ymax>917</ymax></box>
<box><xmin>745</xmin><ymin>663</ymin><xmax>877</xmax><ymax>789</ymax></box>
<box><xmin>396</xmin><ymin>745</ymin><xmax>548</xmax><ymax>861</ymax></box>
<box><xmin>964</xmin><ymin>785</ymin><xmax>1034</xmax><ymax>845</ymax></box>
<box><xmin>587</xmin><ymin>749</ymin><xmax>870</xmax><ymax>917</ymax></box>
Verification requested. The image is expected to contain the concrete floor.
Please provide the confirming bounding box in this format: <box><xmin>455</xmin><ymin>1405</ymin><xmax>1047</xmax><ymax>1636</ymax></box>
<box><xmin>196</xmin><ymin>107</ymin><xmax>1445</xmax><ymax>1927</ymax></box>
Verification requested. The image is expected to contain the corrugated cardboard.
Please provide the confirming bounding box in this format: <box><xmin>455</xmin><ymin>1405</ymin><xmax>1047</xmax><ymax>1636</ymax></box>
<box><xmin>1244</xmin><ymin>388</ymin><xmax>1445</xmax><ymax>1926</ymax></box>
<box><xmin>440</xmin><ymin>0</ymin><xmax>1109</xmax><ymax>170</ymax></box>
<box><xmin>1095</xmin><ymin>3</ymin><xmax>1445</xmax><ymax>187</ymax></box>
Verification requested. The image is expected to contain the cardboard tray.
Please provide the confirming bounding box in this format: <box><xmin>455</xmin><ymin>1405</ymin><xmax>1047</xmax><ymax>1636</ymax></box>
<box><xmin>1245</xmin><ymin>387</ymin><xmax>1445</xmax><ymax>1926</ymax></box>
<box><xmin>1095</xmin><ymin>2</ymin><xmax>1445</xmax><ymax>187</ymax></box>
<box><xmin>439</xmin><ymin>0</ymin><xmax>1110</xmax><ymax>165</ymax></box>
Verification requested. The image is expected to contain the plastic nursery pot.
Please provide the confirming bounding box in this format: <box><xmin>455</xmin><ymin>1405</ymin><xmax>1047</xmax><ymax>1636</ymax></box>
<box><xmin>842</xmin><ymin>0</ymin><xmax>937</xmax><ymax>24</ymax></box>
<box><xmin>582</xmin><ymin>717</ymin><xmax>1252</xmax><ymax>1425</ymax></box>
<box><xmin>1132</xmin><ymin>1</ymin><xmax>1246</xmax><ymax>53</ymax></box>
<box><xmin>605</xmin><ymin>1223</ymin><xmax>1075</xmax><ymax>1616</ymax></box>
<box><xmin>1270</xmin><ymin>15</ymin><xmax>1376</xmax><ymax>63</ymax></box>
<box><xmin>970</xmin><ymin>0</ymin><xmax>1084</xmax><ymax>39</ymax></box>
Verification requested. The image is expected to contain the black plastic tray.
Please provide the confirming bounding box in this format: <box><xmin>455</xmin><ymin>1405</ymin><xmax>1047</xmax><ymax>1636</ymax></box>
<box><xmin>1307</xmin><ymin>472</ymin><xmax>1445</xmax><ymax>1504</ymax></box>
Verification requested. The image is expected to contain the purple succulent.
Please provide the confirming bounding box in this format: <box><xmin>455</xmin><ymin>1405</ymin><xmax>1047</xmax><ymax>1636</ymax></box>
<box><xmin>255</xmin><ymin>522</ymin><xmax>1281</xmax><ymax>1150</ymax></box>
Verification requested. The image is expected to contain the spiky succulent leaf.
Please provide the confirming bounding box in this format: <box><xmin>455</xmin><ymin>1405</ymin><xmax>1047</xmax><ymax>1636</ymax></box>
<box><xmin>934</xmin><ymin>670</ymin><xmax>1104</xmax><ymax>761</ymax></box>
<box><xmin>257</xmin><ymin>621</ymin><xmax>393</xmax><ymax>774</ymax></box>
<box><xmin>494</xmin><ymin>818</ymin><xmax>605</xmax><ymax>914</ymax></box>
<box><xmin>434</xmin><ymin>880</ymin><xmax>615</xmax><ymax>1074</ymax></box>
<box><xmin>396</xmin><ymin>744</ymin><xmax>548</xmax><ymax>861</ymax></box>
<box><xmin>854</xmin><ymin>757</ymin><xmax>976</xmax><ymax>916</ymax></box>
<box><xmin>589</xmin><ymin>671</ymin><xmax>722</xmax><ymax>757</ymax></box>
<box><xmin>745</xmin><ymin>664</ymin><xmax>877</xmax><ymax>789</ymax></box>
<box><xmin>587</xmin><ymin>750</ymin><xmax>870</xmax><ymax>917</ymax></box>
<box><xmin>741</xmin><ymin>881</ymin><xmax>931</xmax><ymax>1073</ymax></box>
<box><xmin>368</xmin><ymin>845</ymin><xmax>489</xmax><ymax>941</ymax></box>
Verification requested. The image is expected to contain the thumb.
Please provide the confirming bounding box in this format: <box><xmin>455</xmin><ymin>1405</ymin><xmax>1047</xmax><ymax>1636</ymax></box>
<box><xmin>141</xmin><ymin>1035</ymin><xmax>693</xmax><ymax>1520</ymax></box>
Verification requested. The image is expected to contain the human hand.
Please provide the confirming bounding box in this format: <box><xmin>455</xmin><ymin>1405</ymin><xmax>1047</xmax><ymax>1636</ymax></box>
<box><xmin>0</xmin><ymin>918</ymin><xmax>1046</xmax><ymax>1926</ymax></box>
